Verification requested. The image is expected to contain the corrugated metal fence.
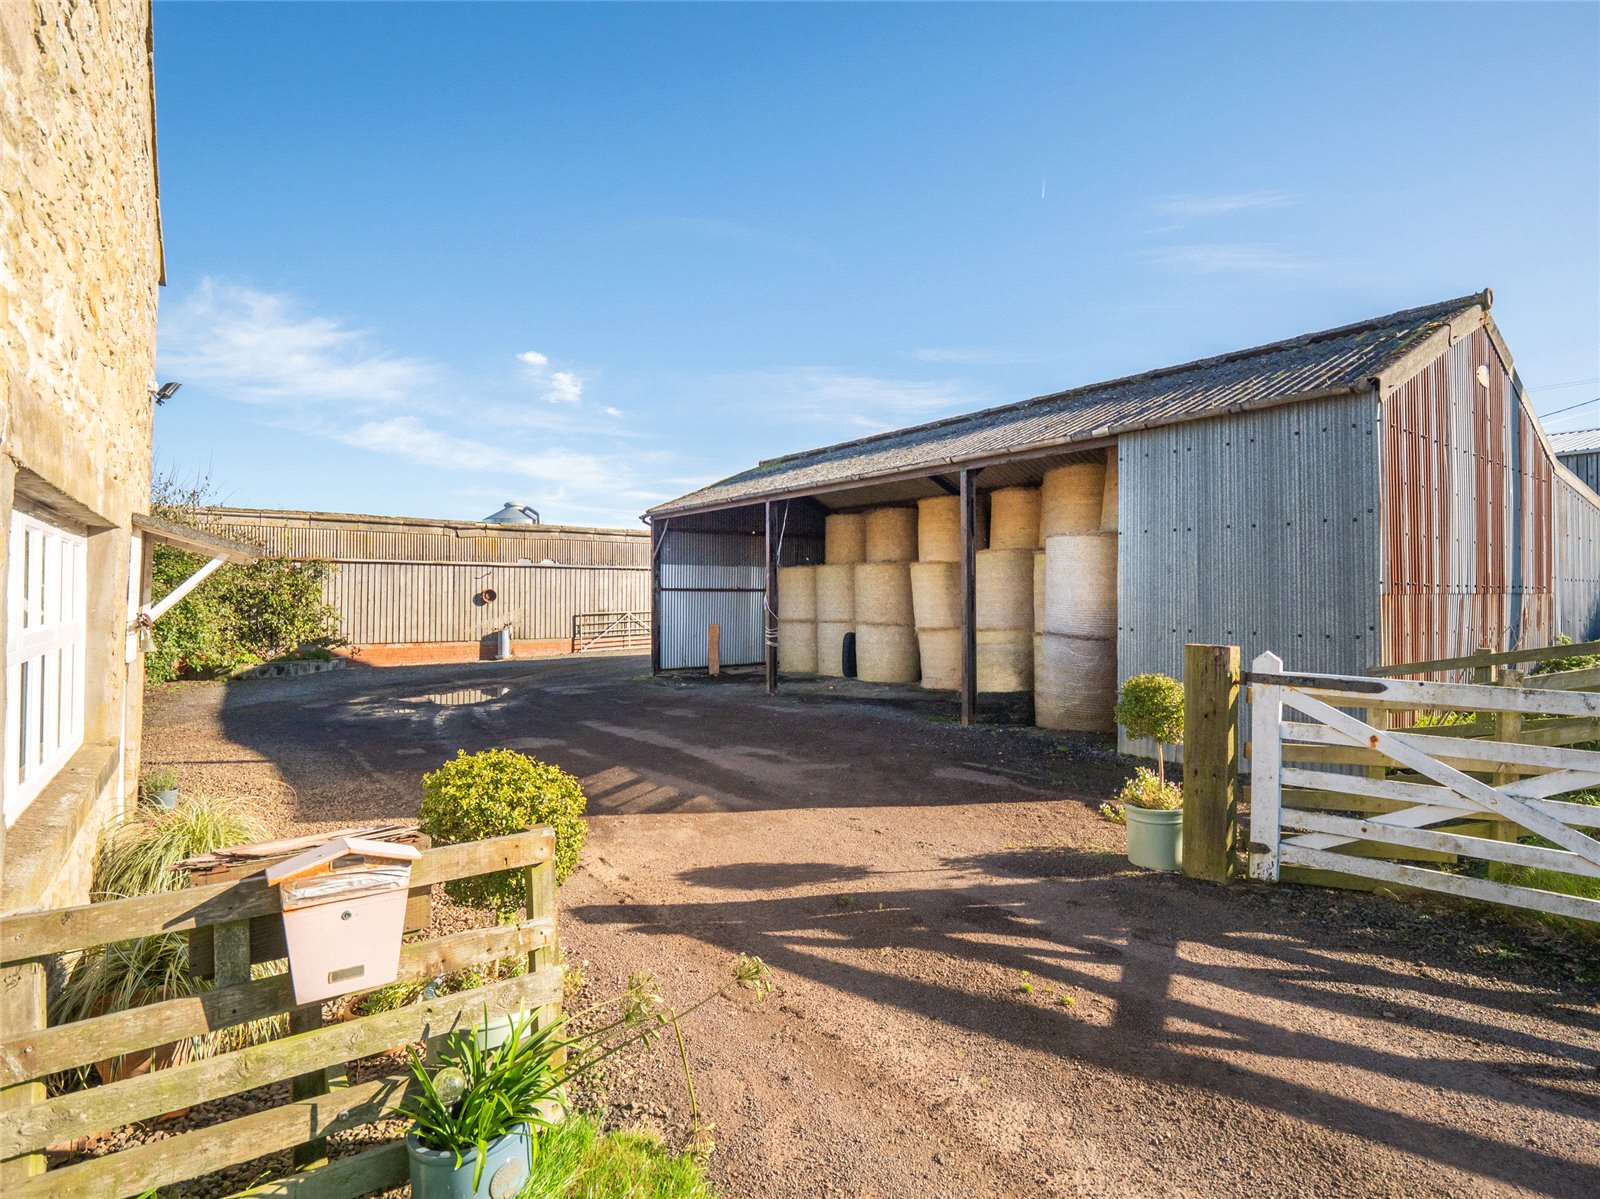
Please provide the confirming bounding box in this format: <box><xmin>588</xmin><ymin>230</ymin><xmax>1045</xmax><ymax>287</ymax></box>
<box><xmin>1557</xmin><ymin>483</ymin><xmax>1600</xmax><ymax>640</ymax></box>
<box><xmin>657</xmin><ymin>529</ymin><xmax>764</xmax><ymax>670</ymax></box>
<box><xmin>324</xmin><ymin>561</ymin><xmax>650</xmax><ymax>646</ymax></box>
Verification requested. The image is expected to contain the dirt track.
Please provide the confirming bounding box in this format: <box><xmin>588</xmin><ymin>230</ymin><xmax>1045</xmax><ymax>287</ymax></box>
<box><xmin>144</xmin><ymin>655</ymin><xmax>1600</xmax><ymax>1199</ymax></box>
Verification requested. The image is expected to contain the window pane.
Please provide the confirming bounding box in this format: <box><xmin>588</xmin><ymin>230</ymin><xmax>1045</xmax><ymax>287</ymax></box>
<box><xmin>37</xmin><ymin>652</ymin><xmax>47</xmax><ymax>765</ymax></box>
<box><xmin>20</xmin><ymin>529</ymin><xmax>30</xmax><ymax>628</ymax></box>
<box><xmin>17</xmin><ymin>659</ymin><xmax>28</xmax><ymax>782</ymax></box>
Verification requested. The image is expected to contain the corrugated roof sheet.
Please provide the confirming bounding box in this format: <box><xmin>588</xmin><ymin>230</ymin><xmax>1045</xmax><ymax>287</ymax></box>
<box><xmin>1549</xmin><ymin>428</ymin><xmax>1600</xmax><ymax>455</ymax></box>
<box><xmin>651</xmin><ymin>292</ymin><xmax>1488</xmax><ymax>517</ymax></box>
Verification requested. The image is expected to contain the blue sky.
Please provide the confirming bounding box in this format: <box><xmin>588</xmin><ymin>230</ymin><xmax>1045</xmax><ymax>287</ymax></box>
<box><xmin>151</xmin><ymin>1</ymin><xmax>1600</xmax><ymax>528</ymax></box>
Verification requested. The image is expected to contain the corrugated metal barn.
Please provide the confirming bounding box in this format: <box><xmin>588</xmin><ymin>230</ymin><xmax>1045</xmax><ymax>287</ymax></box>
<box><xmin>646</xmin><ymin>291</ymin><xmax>1600</xmax><ymax>736</ymax></box>
<box><xmin>206</xmin><ymin>508</ymin><xmax>650</xmax><ymax>663</ymax></box>
<box><xmin>1551</xmin><ymin>429</ymin><xmax>1600</xmax><ymax>495</ymax></box>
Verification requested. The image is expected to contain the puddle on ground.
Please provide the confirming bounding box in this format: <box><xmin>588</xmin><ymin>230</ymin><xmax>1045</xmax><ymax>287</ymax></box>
<box><xmin>399</xmin><ymin>685</ymin><xmax>511</xmax><ymax>706</ymax></box>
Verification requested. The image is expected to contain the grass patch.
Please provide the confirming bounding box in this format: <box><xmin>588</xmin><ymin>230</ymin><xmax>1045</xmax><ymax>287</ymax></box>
<box><xmin>1486</xmin><ymin>861</ymin><xmax>1600</xmax><ymax>902</ymax></box>
<box><xmin>524</xmin><ymin>1114</ymin><xmax>715</xmax><ymax>1199</ymax></box>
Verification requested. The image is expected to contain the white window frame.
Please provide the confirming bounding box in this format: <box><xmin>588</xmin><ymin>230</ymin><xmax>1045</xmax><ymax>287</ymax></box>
<box><xmin>4</xmin><ymin>509</ymin><xmax>88</xmax><ymax>826</ymax></box>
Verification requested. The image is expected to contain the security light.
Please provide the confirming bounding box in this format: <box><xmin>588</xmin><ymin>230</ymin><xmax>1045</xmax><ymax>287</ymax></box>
<box><xmin>152</xmin><ymin>381</ymin><xmax>181</xmax><ymax>405</ymax></box>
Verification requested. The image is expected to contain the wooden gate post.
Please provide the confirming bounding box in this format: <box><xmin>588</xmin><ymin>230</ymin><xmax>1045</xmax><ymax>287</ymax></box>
<box><xmin>1182</xmin><ymin>643</ymin><xmax>1241</xmax><ymax>883</ymax></box>
<box><xmin>0</xmin><ymin>963</ymin><xmax>46</xmax><ymax>1183</ymax></box>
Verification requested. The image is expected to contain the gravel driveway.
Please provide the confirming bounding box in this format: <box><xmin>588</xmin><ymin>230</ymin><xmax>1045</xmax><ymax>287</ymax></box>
<box><xmin>143</xmin><ymin>655</ymin><xmax>1600</xmax><ymax>1199</ymax></box>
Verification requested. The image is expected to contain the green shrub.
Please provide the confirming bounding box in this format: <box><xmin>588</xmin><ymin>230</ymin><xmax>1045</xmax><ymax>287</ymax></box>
<box><xmin>523</xmin><ymin>1115</ymin><xmax>715</xmax><ymax>1199</ymax></box>
<box><xmin>141</xmin><ymin>767</ymin><xmax>180</xmax><ymax>796</ymax></box>
<box><xmin>420</xmin><ymin>749</ymin><xmax>588</xmax><ymax>910</ymax></box>
<box><xmin>1114</xmin><ymin>672</ymin><xmax>1184</xmax><ymax>784</ymax></box>
<box><xmin>1534</xmin><ymin>635</ymin><xmax>1600</xmax><ymax>676</ymax></box>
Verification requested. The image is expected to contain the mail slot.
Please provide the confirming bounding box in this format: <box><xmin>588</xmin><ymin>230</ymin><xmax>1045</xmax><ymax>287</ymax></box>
<box><xmin>265</xmin><ymin>836</ymin><xmax>422</xmax><ymax>1005</ymax></box>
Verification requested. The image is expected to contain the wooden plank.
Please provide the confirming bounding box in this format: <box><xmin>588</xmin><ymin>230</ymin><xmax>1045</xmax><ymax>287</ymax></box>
<box><xmin>0</xmin><ymin>919</ymin><xmax>552</xmax><ymax>1089</ymax></box>
<box><xmin>1281</xmin><ymin>721</ymin><xmax>1600</xmax><ymax>776</ymax></box>
<box><xmin>1278</xmin><ymin>766</ymin><xmax>1600</xmax><ymax>827</ymax></box>
<box><xmin>1252</xmin><ymin>671</ymin><xmax>1600</xmax><ymax>719</ymax></box>
<box><xmin>1517</xmin><ymin>665</ymin><xmax>1600</xmax><ymax>692</ymax></box>
<box><xmin>1182</xmin><ymin>643</ymin><xmax>1240</xmax><ymax>884</ymax></box>
<box><xmin>289</xmin><ymin>999</ymin><xmax>331</xmax><ymax>1171</ymax></box>
<box><xmin>0</xmin><ymin>968</ymin><xmax>561</xmax><ymax>1157</ymax></box>
<box><xmin>1246</xmin><ymin>655</ymin><xmax>1284</xmax><ymax>881</ymax></box>
<box><xmin>526</xmin><ymin>842</ymin><xmax>562</xmax><ymax>1060</ymax></box>
<box><xmin>1369</xmin><ymin>638</ymin><xmax>1600</xmax><ymax>678</ymax></box>
<box><xmin>1279</xmin><ymin>845</ymin><xmax>1600</xmax><ymax>924</ymax></box>
<box><xmin>959</xmin><ymin>467</ymin><xmax>977</xmax><ymax>727</ymax></box>
<box><xmin>764</xmin><ymin>500</ymin><xmax>778</xmax><ymax>695</ymax></box>
<box><xmin>8</xmin><ymin>1072</ymin><xmax>415</xmax><ymax>1199</ymax></box>
<box><xmin>1</xmin><ymin>830</ymin><xmax>553</xmax><ymax>964</ymax></box>
<box><xmin>1281</xmin><ymin>809</ymin><xmax>1600</xmax><ymax>878</ymax></box>
<box><xmin>228</xmin><ymin>1141</ymin><xmax>408</xmax><ymax>1198</ymax></box>
<box><xmin>0</xmin><ymin>964</ymin><xmax>46</xmax><ymax>1184</ymax></box>
<box><xmin>1514</xmin><ymin>717</ymin><xmax>1600</xmax><ymax>747</ymax></box>
<box><xmin>1277</xmin><ymin>690</ymin><xmax>1600</xmax><ymax>865</ymax></box>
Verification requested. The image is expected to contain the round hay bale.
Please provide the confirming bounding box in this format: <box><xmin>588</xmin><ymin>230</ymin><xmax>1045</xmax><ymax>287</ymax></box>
<box><xmin>989</xmin><ymin>487</ymin><xmax>1041</xmax><ymax>549</ymax></box>
<box><xmin>910</xmin><ymin>561</ymin><xmax>961</xmax><ymax>630</ymax></box>
<box><xmin>816</xmin><ymin>621</ymin><xmax>853</xmax><ymax>677</ymax></box>
<box><xmin>1032</xmin><ymin>550</ymin><xmax>1045</xmax><ymax>634</ymax></box>
<box><xmin>1042</xmin><ymin>533</ymin><xmax>1117</xmax><ymax>638</ymax></box>
<box><xmin>825</xmin><ymin>513</ymin><xmax>866</xmax><ymax>564</ymax></box>
<box><xmin>976</xmin><ymin>548</ymin><xmax>1034</xmax><ymax>631</ymax></box>
<box><xmin>856</xmin><ymin>624</ymin><xmax>920</xmax><ymax>683</ymax></box>
<box><xmin>779</xmin><ymin>620</ymin><xmax>818</xmax><ymax>674</ymax></box>
<box><xmin>916</xmin><ymin>628</ymin><xmax>962</xmax><ymax>690</ymax></box>
<box><xmin>1035</xmin><ymin>632</ymin><xmax>1117</xmax><ymax>732</ymax></box>
<box><xmin>777</xmin><ymin>565</ymin><xmax>817</xmax><ymax>622</ymax></box>
<box><xmin>977</xmin><ymin>628</ymin><xmax>1033</xmax><ymax>692</ymax></box>
<box><xmin>1041</xmin><ymin>461</ymin><xmax>1106</xmax><ymax>537</ymax></box>
<box><xmin>1100</xmin><ymin>453</ymin><xmax>1119</xmax><ymax>532</ymax></box>
<box><xmin>865</xmin><ymin>507</ymin><xmax>918</xmax><ymax>562</ymax></box>
<box><xmin>917</xmin><ymin>495</ymin><xmax>962</xmax><ymax>562</ymax></box>
<box><xmin>814</xmin><ymin>564</ymin><xmax>856</xmax><ymax>623</ymax></box>
<box><xmin>853</xmin><ymin>562</ymin><xmax>914</xmax><ymax>627</ymax></box>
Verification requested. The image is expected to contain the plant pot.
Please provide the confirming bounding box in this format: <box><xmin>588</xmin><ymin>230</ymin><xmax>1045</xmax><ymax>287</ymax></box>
<box><xmin>1124</xmin><ymin>805</ymin><xmax>1182</xmax><ymax>872</ymax></box>
<box><xmin>407</xmin><ymin>1122</ymin><xmax>534</xmax><ymax>1199</ymax></box>
<box><xmin>152</xmin><ymin>789</ymin><xmax>179</xmax><ymax>808</ymax></box>
<box><xmin>474</xmin><ymin>1010</ymin><xmax>526</xmax><ymax>1055</ymax></box>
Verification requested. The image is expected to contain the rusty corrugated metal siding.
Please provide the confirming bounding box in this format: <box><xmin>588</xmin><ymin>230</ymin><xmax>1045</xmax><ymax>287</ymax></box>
<box><xmin>658</xmin><ymin>529</ymin><xmax>764</xmax><ymax>669</ymax></box>
<box><xmin>1117</xmin><ymin>392</ymin><xmax>1382</xmax><ymax>691</ymax></box>
<box><xmin>1378</xmin><ymin>328</ymin><xmax>1558</xmax><ymax>667</ymax></box>
<box><xmin>1557</xmin><ymin>450</ymin><xmax>1600</xmax><ymax>494</ymax></box>
<box><xmin>203</xmin><ymin>508</ymin><xmax>649</xmax><ymax>566</ymax></box>
<box><xmin>323</xmin><ymin>562</ymin><xmax>649</xmax><ymax>645</ymax></box>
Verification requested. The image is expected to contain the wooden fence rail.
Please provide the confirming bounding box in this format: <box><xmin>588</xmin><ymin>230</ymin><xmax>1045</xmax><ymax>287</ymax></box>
<box><xmin>0</xmin><ymin>828</ymin><xmax>562</xmax><ymax>1198</ymax></box>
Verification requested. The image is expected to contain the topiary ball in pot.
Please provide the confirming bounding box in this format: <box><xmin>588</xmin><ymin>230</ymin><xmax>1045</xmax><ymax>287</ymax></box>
<box><xmin>419</xmin><ymin>749</ymin><xmax>588</xmax><ymax>911</ymax></box>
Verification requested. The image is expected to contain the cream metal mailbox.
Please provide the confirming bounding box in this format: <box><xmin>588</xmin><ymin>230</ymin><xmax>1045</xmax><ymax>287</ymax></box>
<box><xmin>266</xmin><ymin>836</ymin><xmax>423</xmax><ymax>1005</ymax></box>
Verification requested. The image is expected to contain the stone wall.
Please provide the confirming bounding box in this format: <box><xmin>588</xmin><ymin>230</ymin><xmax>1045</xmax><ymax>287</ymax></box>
<box><xmin>1</xmin><ymin>0</ymin><xmax>162</xmax><ymax>911</ymax></box>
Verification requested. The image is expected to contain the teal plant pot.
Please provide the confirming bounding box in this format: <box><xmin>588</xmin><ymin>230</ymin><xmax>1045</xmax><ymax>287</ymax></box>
<box><xmin>1124</xmin><ymin>806</ymin><xmax>1182</xmax><ymax>872</ymax></box>
<box><xmin>407</xmin><ymin>1123</ymin><xmax>533</xmax><ymax>1199</ymax></box>
<box><xmin>152</xmin><ymin>789</ymin><xmax>179</xmax><ymax>809</ymax></box>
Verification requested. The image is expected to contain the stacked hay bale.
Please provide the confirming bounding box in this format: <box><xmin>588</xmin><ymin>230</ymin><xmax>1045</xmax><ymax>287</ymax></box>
<box><xmin>1036</xmin><ymin>457</ymin><xmax>1118</xmax><ymax>731</ymax></box>
<box><xmin>976</xmin><ymin>544</ymin><xmax>1035</xmax><ymax>692</ymax></box>
<box><xmin>777</xmin><ymin>565</ymin><xmax>818</xmax><ymax>674</ymax></box>
<box><xmin>987</xmin><ymin>486</ymin><xmax>1041</xmax><ymax>550</ymax></box>
<box><xmin>815</xmin><ymin>513</ymin><xmax>864</xmax><ymax>676</ymax></box>
<box><xmin>854</xmin><ymin>507</ymin><xmax>919</xmax><ymax>683</ymax></box>
<box><xmin>912</xmin><ymin>497</ymin><xmax>963</xmax><ymax>689</ymax></box>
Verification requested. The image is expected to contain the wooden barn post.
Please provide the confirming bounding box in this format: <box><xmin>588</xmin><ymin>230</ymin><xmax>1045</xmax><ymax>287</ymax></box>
<box><xmin>1182</xmin><ymin>643</ymin><xmax>1241</xmax><ymax>883</ymax></box>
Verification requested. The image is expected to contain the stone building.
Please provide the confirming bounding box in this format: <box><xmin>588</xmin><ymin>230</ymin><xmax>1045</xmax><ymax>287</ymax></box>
<box><xmin>1</xmin><ymin>0</ymin><xmax>186</xmax><ymax>912</ymax></box>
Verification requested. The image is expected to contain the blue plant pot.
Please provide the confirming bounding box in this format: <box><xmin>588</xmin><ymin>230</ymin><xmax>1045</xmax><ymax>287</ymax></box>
<box><xmin>153</xmin><ymin>789</ymin><xmax>179</xmax><ymax>809</ymax></box>
<box><xmin>407</xmin><ymin>1122</ymin><xmax>534</xmax><ymax>1199</ymax></box>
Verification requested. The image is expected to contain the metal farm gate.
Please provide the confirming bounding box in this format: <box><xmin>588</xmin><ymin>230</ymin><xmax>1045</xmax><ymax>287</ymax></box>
<box><xmin>1247</xmin><ymin>651</ymin><xmax>1600</xmax><ymax>922</ymax></box>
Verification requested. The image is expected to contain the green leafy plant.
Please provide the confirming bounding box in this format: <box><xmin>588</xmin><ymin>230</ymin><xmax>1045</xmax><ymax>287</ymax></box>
<box><xmin>1114</xmin><ymin>673</ymin><xmax>1184</xmax><ymax>785</ymax></box>
<box><xmin>140</xmin><ymin>767</ymin><xmax>180</xmax><ymax>797</ymax></box>
<box><xmin>405</xmin><ymin>955</ymin><xmax>772</xmax><ymax>1184</ymax></box>
<box><xmin>419</xmin><ymin>749</ymin><xmax>588</xmax><ymax>910</ymax></box>
<box><xmin>1533</xmin><ymin>635</ymin><xmax>1600</xmax><ymax>676</ymax></box>
<box><xmin>51</xmin><ymin>795</ymin><xmax>276</xmax><ymax>1081</ymax></box>
<box><xmin>1114</xmin><ymin>765</ymin><xmax>1183</xmax><ymax>812</ymax></box>
<box><xmin>144</xmin><ymin>471</ymin><xmax>342</xmax><ymax>683</ymax></box>
<box><xmin>520</xmin><ymin>1113</ymin><xmax>714</xmax><ymax>1199</ymax></box>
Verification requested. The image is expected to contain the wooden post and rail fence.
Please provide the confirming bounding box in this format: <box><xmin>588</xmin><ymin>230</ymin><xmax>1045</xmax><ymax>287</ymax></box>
<box><xmin>0</xmin><ymin>828</ymin><xmax>562</xmax><ymax>1197</ymax></box>
<box><xmin>1176</xmin><ymin>638</ymin><xmax>1600</xmax><ymax>920</ymax></box>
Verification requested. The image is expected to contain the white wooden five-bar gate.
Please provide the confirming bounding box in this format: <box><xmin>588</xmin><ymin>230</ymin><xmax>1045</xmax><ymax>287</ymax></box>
<box><xmin>1248</xmin><ymin>652</ymin><xmax>1600</xmax><ymax>923</ymax></box>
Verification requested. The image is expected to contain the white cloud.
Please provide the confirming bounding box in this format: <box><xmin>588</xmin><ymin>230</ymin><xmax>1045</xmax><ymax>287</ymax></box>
<box><xmin>516</xmin><ymin>350</ymin><xmax>584</xmax><ymax>404</ymax></box>
<box><xmin>1146</xmin><ymin>243</ymin><xmax>1312</xmax><ymax>274</ymax></box>
<box><xmin>159</xmin><ymin>279</ymin><xmax>434</xmax><ymax>404</ymax></box>
<box><xmin>603</xmin><ymin>406</ymin><xmax>624</xmax><ymax>418</ymax></box>
<box><xmin>1154</xmin><ymin>190</ymin><xmax>1298</xmax><ymax>219</ymax></box>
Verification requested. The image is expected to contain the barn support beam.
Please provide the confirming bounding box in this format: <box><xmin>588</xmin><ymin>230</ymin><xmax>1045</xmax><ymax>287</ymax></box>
<box><xmin>649</xmin><ymin>519</ymin><xmax>663</xmax><ymax>675</ymax></box>
<box><xmin>959</xmin><ymin>468</ymin><xmax>978</xmax><ymax>726</ymax></box>
<box><xmin>764</xmin><ymin>500</ymin><xmax>779</xmax><ymax>694</ymax></box>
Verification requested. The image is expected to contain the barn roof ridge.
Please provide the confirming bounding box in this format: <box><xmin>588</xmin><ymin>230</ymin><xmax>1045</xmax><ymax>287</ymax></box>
<box><xmin>652</xmin><ymin>290</ymin><xmax>1491</xmax><ymax>517</ymax></box>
